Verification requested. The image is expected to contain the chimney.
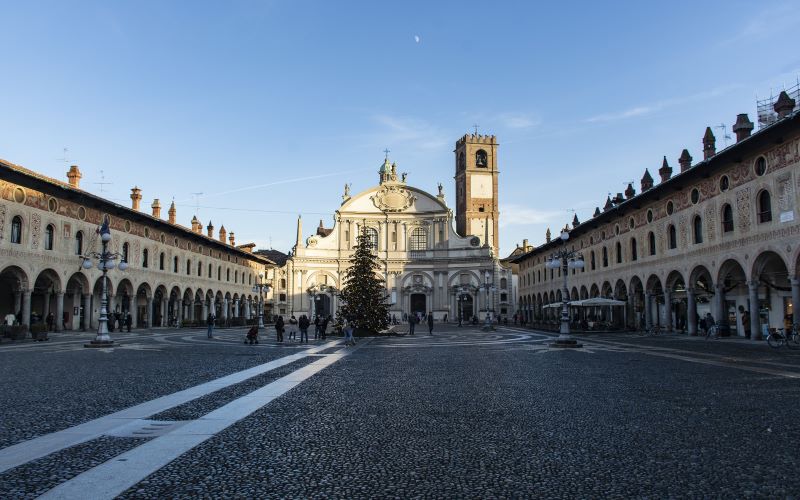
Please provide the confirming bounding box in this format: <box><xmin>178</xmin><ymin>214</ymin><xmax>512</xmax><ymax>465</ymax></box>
<box><xmin>151</xmin><ymin>199</ymin><xmax>162</xmax><ymax>219</ymax></box>
<box><xmin>732</xmin><ymin>113</ymin><xmax>754</xmax><ymax>142</ymax></box>
<box><xmin>522</xmin><ymin>238</ymin><xmax>529</xmax><ymax>251</ymax></box>
<box><xmin>219</xmin><ymin>225</ymin><xmax>227</xmax><ymax>243</ymax></box>
<box><xmin>593</xmin><ymin>207</ymin><xmax>601</xmax><ymax>218</ymax></box>
<box><xmin>130</xmin><ymin>186</ymin><xmax>142</xmax><ymax>210</ymax></box>
<box><xmin>641</xmin><ymin>169</ymin><xmax>654</xmax><ymax>192</ymax></box>
<box><xmin>572</xmin><ymin>213</ymin><xmax>580</xmax><ymax>228</ymax></box>
<box><xmin>678</xmin><ymin>149</ymin><xmax>693</xmax><ymax>172</ymax></box>
<box><xmin>658</xmin><ymin>156</ymin><xmax>672</xmax><ymax>182</ymax></box>
<box><xmin>207</xmin><ymin>221</ymin><xmax>214</xmax><ymax>238</ymax></box>
<box><xmin>774</xmin><ymin>91</ymin><xmax>796</xmax><ymax>119</ymax></box>
<box><xmin>545</xmin><ymin>228</ymin><xmax>551</xmax><ymax>243</ymax></box>
<box><xmin>703</xmin><ymin>127</ymin><xmax>716</xmax><ymax>160</ymax></box>
<box><xmin>625</xmin><ymin>183</ymin><xmax>635</xmax><ymax>199</ymax></box>
<box><xmin>603</xmin><ymin>196</ymin><xmax>613</xmax><ymax>212</ymax></box>
<box><xmin>229</xmin><ymin>232</ymin><xmax>235</xmax><ymax>246</ymax></box>
<box><xmin>168</xmin><ymin>201</ymin><xmax>177</xmax><ymax>224</ymax></box>
<box><xmin>66</xmin><ymin>165</ymin><xmax>82</xmax><ymax>188</ymax></box>
<box><xmin>191</xmin><ymin>215</ymin><xmax>201</xmax><ymax>233</ymax></box>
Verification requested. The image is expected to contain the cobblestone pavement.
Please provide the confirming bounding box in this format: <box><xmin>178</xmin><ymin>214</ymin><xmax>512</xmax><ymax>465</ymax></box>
<box><xmin>2</xmin><ymin>325</ymin><xmax>800</xmax><ymax>497</ymax></box>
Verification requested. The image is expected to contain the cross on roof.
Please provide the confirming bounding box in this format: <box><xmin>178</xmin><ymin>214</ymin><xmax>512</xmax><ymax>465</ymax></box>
<box><xmin>383</xmin><ymin>148</ymin><xmax>390</xmax><ymax>159</ymax></box>
<box><xmin>472</xmin><ymin>123</ymin><xmax>479</xmax><ymax>135</ymax></box>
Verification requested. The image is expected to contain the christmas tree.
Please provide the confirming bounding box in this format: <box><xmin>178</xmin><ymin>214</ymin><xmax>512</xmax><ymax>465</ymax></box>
<box><xmin>337</xmin><ymin>226</ymin><xmax>389</xmax><ymax>334</ymax></box>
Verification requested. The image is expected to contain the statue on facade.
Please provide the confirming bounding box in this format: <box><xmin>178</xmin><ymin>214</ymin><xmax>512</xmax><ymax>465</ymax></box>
<box><xmin>401</xmin><ymin>172</ymin><xmax>407</xmax><ymax>183</ymax></box>
<box><xmin>437</xmin><ymin>182</ymin><xmax>443</xmax><ymax>196</ymax></box>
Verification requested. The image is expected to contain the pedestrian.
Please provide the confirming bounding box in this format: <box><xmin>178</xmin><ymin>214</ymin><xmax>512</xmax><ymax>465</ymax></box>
<box><xmin>443</xmin><ymin>313</ymin><xmax>447</xmax><ymax>323</ymax></box>
<box><xmin>741</xmin><ymin>307</ymin><xmax>751</xmax><ymax>339</ymax></box>
<box><xmin>705</xmin><ymin>312</ymin><xmax>715</xmax><ymax>332</ymax></box>
<box><xmin>207</xmin><ymin>312</ymin><xmax>215</xmax><ymax>338</ymax></box>
<box><xmin>427</xmin><ymin>313</ymin><xmax>434</xmax><ymax>335</ymax></box>
<box><xmin>275</xmin><ymin>315</ymin><xmax>284</xmax><ymax>342</ymax></box>
<box><xmin>246</xmin><ymin>324</ymin><xmax>259</xmax><ymax>345</ymax></box>
<box><xmin>288</xmin><ymin>315</ymin><xmax>298</xmax><ymax>341</ymax></box>
<box><xmin>314</xmin><ymin>315</ymin><xmax>321</xmax><ymax>340</ymax></box>
<box><xmin>321</xmin><ymin>315</ymin><xmax>330</xmax><ymax>340</ymax></box>
<box><xmin>125</xmin><ymin>313</ymin><xmax>132</xmax><ymax>332</ymax></box>
<box><xmin>299</xmin><ymin>315</ymin><xmax>309</xmax><ymax>343</ymax></box>
<box><xmin>46</xmin><ymin>312</ymin><xmax>54</xmax><ymax>332</ymax></box>
<box><xmin>408</xmin><ymin>313</ymin><xmax>416</xmax><ymax>335</ymax></box>
<box><xmin>343</xmin><ymin>320</ymin><xmax>355</xmax><ymax>346</ymax></box>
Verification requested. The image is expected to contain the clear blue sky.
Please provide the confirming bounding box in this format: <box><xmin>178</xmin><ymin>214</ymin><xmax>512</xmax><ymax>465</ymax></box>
<box><xmin>1</xmin><ymin>1</ymin><xmax>798</xmax><ymax>256</ymax></box>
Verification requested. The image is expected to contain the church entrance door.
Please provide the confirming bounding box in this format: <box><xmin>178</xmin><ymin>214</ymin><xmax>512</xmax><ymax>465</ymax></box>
<box><xmin>459</xmin><ymin>295</ymin><xmax>474</xmax><ymax>322</ymax></box>
<box><xmin>314</xmin><ymin>294</ymin><xmax>331</xmax><ymax>318</ymax></box>
<box><xmin>410</xmin><ymin>294</ymin><xmax>426</xmax><ymax>316</ymax></box>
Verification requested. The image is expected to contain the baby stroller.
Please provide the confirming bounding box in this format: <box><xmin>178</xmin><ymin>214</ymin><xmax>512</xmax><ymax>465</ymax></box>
<box><xmin>245</xmin><ymin>325</ymin><xmax>259</xmax><ymax>345</ymax></box>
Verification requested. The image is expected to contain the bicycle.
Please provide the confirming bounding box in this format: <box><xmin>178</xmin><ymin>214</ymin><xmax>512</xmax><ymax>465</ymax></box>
<box><xmin>705</xmin><ymin>325</ymin><xmax>720</xmax><ymax>340</ymax></box>
<box><xmin>767</xmin><ymin>328</ymin><xmax>800</xmax><ymax>349</ymax></box>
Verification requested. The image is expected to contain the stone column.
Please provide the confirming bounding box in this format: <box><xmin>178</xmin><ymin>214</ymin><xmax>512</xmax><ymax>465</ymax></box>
<box><xmin>202</xmin><ymin>300</ymin><xmax>208</xmax><ymax>321</ymax></box>
<box><xmin>43</xmin><ymin>292</ymin><xmax>51</xmax><ymax>320</ymax></box>
<box><xmin>792</xmin><ymin>278</ymin><xmax>800</xmax><ymax>330</ymax></box>
<box><xmin>82</xmin><ymin>293</ymin><xmax>92</xmax><ymax>330</ymax></box>
<box><xmin>176</xmin><ymin>299</ymin><xmax>183</xmax><ymax>326</ymax></box>
<box><xmin>55</xmin><ymin>292</ymin><xmax>64</xmax><ymax>332</ymax></box>
<box><xmin>644</xmin><ymin>293</ymin><xmax>652</xmax><ymax>330</ymax></box>
<box><xmin>687</xmin><ymin>287</ymin><xmax>697</xmax><ymax>336</ymax></box>
<box><xmin>129</xmin><ymin>295</ymin><xmax>137</xmax><ymax>329</ymax></box>
<box><xmin>749</xmin><ymin>281</ymin><xmax>761</xmax><ymax>340</ymax></box>
<box><xmin>234</xmin><ymin>299</ymin><xmax>240</xmax><ymax>318</ymax></box>
<box><xmin>222</xmin><ymin>298</ymin><xmax>228</xmax><ymax>321</ymax></box>
<box><xmin>147</xmin><ymin>297</ymin><xmax>154</xmax><ymax>329</ymax></box>
<box><xmin>22</xmin><ymin>289</ymin><xmax>32</xmax><ymax>330</ymax></box>
<box><xmin>162</xmin><ymin>298</ymin><xmax>168</xmax><ymax>326</ymax></box>
<box><xmin>14</xmin><ymin>291</ymin><xmax>22</xmax><ymax>315</ymax></box>
<box><xmin>663</xmin><ymin>289</ymin><xmax>672</xmax><ymax>332</ymax></box>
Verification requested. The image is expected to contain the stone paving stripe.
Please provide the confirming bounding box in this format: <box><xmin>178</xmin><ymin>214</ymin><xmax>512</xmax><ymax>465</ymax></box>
<box><xmin>38</xmin><ymin>351</ymin><xmax>350</xmax><ymax>500</ymax></box>
<box><xmin>0</xmin><ymin>340</ymin><xmax>341</xmax><ymax>474</ymax></box>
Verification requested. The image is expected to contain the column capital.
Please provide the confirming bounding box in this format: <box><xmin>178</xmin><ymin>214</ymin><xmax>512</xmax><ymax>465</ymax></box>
<box><xmin>748</xmin><ymin>280</ymin><xmax>760</xmax><ymax>289</ymax></box>
<box><xmin>55</xmin><ymin>291</ymin><xmax>65</xmax><ymax>297</ymax></box>
<box><xmin>791</xmin><ymin>277</ymin><xmax>800</xmax><ymax>286</ymax></box>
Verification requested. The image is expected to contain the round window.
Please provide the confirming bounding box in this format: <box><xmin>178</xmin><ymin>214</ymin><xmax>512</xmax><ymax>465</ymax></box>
<box><xmin>754</xmin><ymin>156</ymin><xmax>767</xmax><ymax>176</ymax></box>
<box><xmin>160</xmin><ymin>233</ymin><xmax>166</xmax><ymax>244</ymax></box>
<box><xmin>719</xmin><ymin>175</ymin><xmax>729</xmax><ymax>192</ymax></box>
<box><xmin>666</xmin><ymin>201</ymin><xmax>674</xmax><ymax>215</ymax></box>
<box><xmin>690</xmin><ymin>188</ymin><xmax>700</xmax><ymax>204</ymax></box>
<box><xmin>601</xmin><ymin>231</ymin><xmax>606</xmax><ymax>240</ymax></box>
<box><xmin>124</xmin><ymin>220</ymin><xmax>132</xmax><ymax>233</ymax></box>
<box><xmin>629</xmin><ymin>217</ymin><xmax>635</xmax><ymax>230</ymax></box>
<box><xmin>78</xmin><ymin>206</ymin><xmax>87</xmax><ymax>220</ymax></box>
<box><xmin>144</xmin><ymin>227</ymin><xmax>150</xmax><ymax>238</ymax></box>
<box><xmin>646</xmin><ymin>209</ymin><xmax>653</xmax><ymax>223</ymax></box>
<box><xmin>174</xmin><ymin>237</ymin><xmax>179</xmax><ymax>246</ymax></box>
<box><xmin>614</xmin><ymin>224</ymin><xmax>620</xmax><ymax>236</ymax></box>
<box><xmin>48</xmin><ymin>198</ymin><xmax>58</xmax><ymax>212</ymax></box>
<box><xmin>13</xmin><ymin>187</ymin><xmax>25</xmax><ymax>204</ymax></box>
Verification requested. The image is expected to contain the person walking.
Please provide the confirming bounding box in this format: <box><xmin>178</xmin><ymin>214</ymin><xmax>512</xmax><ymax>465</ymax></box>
<box><xmin>275</xmin><ymin>315</ymin><xmax>284</xmax><ymax>342</ymax></box>
<box><xmin>125</xmin><ymin>313</ymin><xmax>132</xmax><ymax>332</ymax></box>
<box><xmin>321</xmin><ymin>315</ymin><xmax>330</xmax><ymax>340</ymax></box>
<box><xmin>408</xmin><ymin>313</ymin><xmax>416</xmax><ymax>335</ymax></box>
<box><xmin>427</xmin><ymin>313</ymin><xmax>434</xmax><ymax>335</ymax></box>
<box><xmin>46</xmin><ymin>312</ymin><xmax>54</xmax><ymax>332</ymax></box>
<box><xmin>206</xmin><ymin>312</ymin><xmax>215</xmax><ymax>338</ymax></box>
<box><xmin>299</xmin><ymin>315</ymin><xmax>309</xmax><ymax>343</ymax></box>
<box><xmin>288</xmin><ymin>315</ymin><xmax>298</xmax><ymax>341</ymax></box>
<box><xmin>343</xmin><ymin>320</ymin><xmax>355</xmax><ymax>346</ymax></box>
<box><xmin>314</xmin><ymin>315</ymin><xmax>321</xmax><ymax>340</ymax></box>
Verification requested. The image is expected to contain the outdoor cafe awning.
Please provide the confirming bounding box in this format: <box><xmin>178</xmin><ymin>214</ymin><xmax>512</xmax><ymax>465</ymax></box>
<box><xmin>542</xmin><ymin>298</ymin><xmax>627</xmax><ymax>309</ymax></box>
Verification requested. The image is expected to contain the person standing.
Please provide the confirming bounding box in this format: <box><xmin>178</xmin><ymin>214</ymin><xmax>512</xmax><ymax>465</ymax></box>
<box><xmin>206</xmin><ymin>312</ymin><xmax>215</xmax><ymax>339</ymax></box>
<box><xmin>321</xmin><ymin>315</ymin><xmax>330</xmax><ymax>340</ymax></box>
<box><xmin>314</xmin><ymin>315</ymin><xmax>321</xmax><ymax>340</ymax></box>
<box><xmin>343</xmin><ymin>320</ymin><xmax>355</xmax><ymax>346</ymax></box>
<box><xmin>299</xmin><ymin>315</ymin><xmax>309</xmax><ymax>343</ymax></box>
<box><xmin>427</xmin><ymin>313</ymin><xmax>434</xmax><ymax>335</ymax></box>
<box><xmin>288</xmin><ymin>315</ymin><xmax>298</xmax><ymax>341</ymax></box>
<box><xmin>46</xmin><ymin>312</ymin><xmax>54</xmax><ymax>332</ymax></box>
<box><xmin>275</xmin><ymin>315</ymin><xmax>284</xmax><ymax>342</ymax></box>
<box><xmin>741</xmin><ymin>308</ymin><xmax>751</xmax><ymax>339</ymax></box>
<box><xmin>408</xmin><ymin>313</ymin><xmax>416</xmax><ymax>335</ymax></box>
<box><xmin>125</xmin><ymin>312</ymin><xmax>132</xmax><ymax>332</ymax></box>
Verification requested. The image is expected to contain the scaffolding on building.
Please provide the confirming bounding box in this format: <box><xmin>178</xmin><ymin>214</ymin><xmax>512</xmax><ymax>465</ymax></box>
<box><xmin>757</xmin><ymin>78</ymin><xmax>800</xmax><ymax>129</ymax></box>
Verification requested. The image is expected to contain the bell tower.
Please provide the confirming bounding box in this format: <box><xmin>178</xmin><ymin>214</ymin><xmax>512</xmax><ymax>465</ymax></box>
<box><xmin>454</xmin><ymin>134</ymin><xmax>499</xmax><ymax>253</ymax></box>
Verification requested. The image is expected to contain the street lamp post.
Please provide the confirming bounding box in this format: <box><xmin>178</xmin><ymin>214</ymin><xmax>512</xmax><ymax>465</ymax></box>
<box><xmin>252</xmin><ymin>273</ymin><xmax>271</xmax><ymax>328</ymax></box>
<box><xmin>456</xmin><ymin>287</ymin><xmax>469</xmax><ymax>327</ymax></box>
<box><xmin>479</xmin><ymin>277</ymin><xmax>496</xmax><ymax>331</ymax></box>
<box><xmin>545</xmin><ymin>229</ymin><xmax>585</xmax><ymax>348</ymax></box>
<box><xmin>81</xmin><ymin>215</ymin><xmax>128</xmax><ymax>348</ymax></box>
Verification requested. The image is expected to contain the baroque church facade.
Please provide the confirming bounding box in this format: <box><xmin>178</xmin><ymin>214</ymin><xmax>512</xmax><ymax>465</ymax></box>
<box><xmin>280</xmin><ymin>134</ymin><xmax>514</xmax><ymax>322</ymax></box>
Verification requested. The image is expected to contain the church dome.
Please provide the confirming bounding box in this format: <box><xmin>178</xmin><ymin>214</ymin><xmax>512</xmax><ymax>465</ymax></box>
<box><xmin>379</xmin><ymin>157</ymin><xmax>392</xmax><ymax>173</ymax></box>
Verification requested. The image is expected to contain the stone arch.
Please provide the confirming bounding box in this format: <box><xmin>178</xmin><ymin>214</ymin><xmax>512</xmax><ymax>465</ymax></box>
<box><xmin>570</xmin><ymin>287</ymin><xmax>579</xmax><ymax>301</ymax></box>
<box><xmin>306</xmin><ymin>270</ymin><xmax>339</xmax><ymax>289</ymax></box>
<box><xmin>589</xmin><ymin>283</ymin><xmax>600</xmax><ymax>298</ymax></box>
<box><xmin>0</xmin><ymin>265</ymin><xmax>31</xmax><ymax>326</ymax></box>
<box><xmin>601</xmin><ymin>281</ymin><xmax>613</xmax><ymax>298</ymax></box>
<box><xmin>614</xmin><ymin>279</ymin><xmax>628</xmax><ymax>300</ymax></box>
<box><xmin>579</xmin><ymin>285</ymin><xmax>589</xmax><ymax>300</ymax></box>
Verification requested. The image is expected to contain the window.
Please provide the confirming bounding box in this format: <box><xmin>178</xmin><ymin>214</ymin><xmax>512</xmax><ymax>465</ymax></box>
<box><xmin>226</xmin><ymin>269</ymin><xmax>230</xmax><ymax>282</ymax></box>
<box><xmin>615</xmin><ymin>242</ymin><xmax>622</xmax><ymax>263</ymax></box>
<box><xmin>668</xmin><ymin>225</ymin><xmax>677</xmax><ymax>249</ymax></box>
<box><xmin>142</xmin><ymin>249</ymin><xmax>149</xmax><ymax>268</ymax></box>
<box><xmin>44</xmin><ymin>224</ymin><xmax>54</xmax><ymax>250</ymax></box>
<box><xmin>410</xmin><ymin>227</ymin><xmax>427</xmax><ymax>257</ymax></box>
<box><xmin>602</xmin><ymin>247</ymin><xmax>608</xmax><ymax>267</ymax></box>
<box><xmin>458</xmin><ymin>152</ymin><xmax>465</xmax><ymax>171</ymax></box>
<box><xmin>693</xmin><ymin>216</ymin><xmax>703</xmax><ymax>244</ymax></box>
<box><xmin>280</xmin><ymin>278</ymin><xmax>287</xmax><ymax>289</ymax></box>
<box><xmin>722</xmin><ymin>204</ymin><xmax>734</xmax><ymax>232</ymax></box>
<box><xmin>235</xmin><ymin>271</ymin><xmax>238</xmax><ymax>284</ymax></box>
<box><xmin>159</xmin><ymin>252</ymin><xmax>165</xmax><ymax>270</ymax></box>
<box><xmin>719</xmin><ymin>175</ymin><xmax>730</xmax><ymax>192</ymax></box>
<box><xmin>218</xmin><ymin>266</ymin><xmax>221</xmax><ymax>281</ymax></box>
<box><xmin>590</xmin><ymin>251</ymin><xmax>596</xmax><ymax>270</ymax></box>
<box><xmin>208</xmin><ymin>263</ymin><xmax>212</xmax><ymax>278</ymax></box>
<box><xmin>500</xmin><ymin>278</ymin><xmax>507</xmax><ymax>289</ymax></box>
<box><xmin>648</xmin><ymin>232</ymin><xmax>656</xmax><ymax>256</ymax></box>
<box><xmin>754</xmin><ymin>156</ymin><xmax>767</xmax><ymax>176</ymax></box>
<box><xmin>501</xmin><ymin>293</ymin><xmax>507</xmax><ymax>301</ymax></box>
<box><xmin>630</xmin><ymin>238</ymin><xmax>638</xmax><ymax>261</ymax></box>
<box><xmin>629</xmin><ymin>217</ymin><xmax>635</xmax><ymax>230</ymax></box>
<box><xmin>758</xmin><ymin>190</ymin><xmax>772</xmax><ymax>223</ymax></box>
<box><xmin>365</xmin><ymin>227</ymin><xmax>378</xmax><ymax>250</ymax></box>
<box><xmin>646</xmin><ymin>210</ymin><xmax>653</xmax><ymax>223</ymax></box>
<box><xmin>75</xmin><ymin>231</ymin><xmax>83</xmax><ymax>255</ymax></box>
<box><xmin>173</xmin><ymin>256</ymin><xmax>178</xmax><ymax>272</ymax></box>
<box><xmin>279</xmin><ymin>293</ymin><xmax>287</xmax><ymax>302</ymax></box>
<box><xmin>186</xmin><ymin>258</ymin><xmax>191</xmax><ymax>275</ymax></box>
<box><xmin>666</xmin><ymin>201</ymin><xmax>674</xmax><ymax>215</ymax></box>
<box><xmin>122</xmin><ymin>242</ymin><xmax>129</xmax><ymax>262</ymax></box>
<box><xmin>690</xmin><ymin>188</ymin><xmax>700</xmax><ymax>205</ymax></box>
<box><xmin>475</xmin><ymin>149</ymin><xmax>488</xmax><ymax>168</ymax></box>
<box><xmin>198</xmin><ymin>261</ymin><xmax>202</xmax><ymax>276</ymax></box>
